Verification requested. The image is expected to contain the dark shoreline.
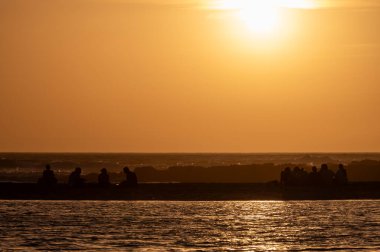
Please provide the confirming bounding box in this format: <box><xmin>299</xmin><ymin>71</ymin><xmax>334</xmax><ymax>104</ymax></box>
<box><xmin>1</xmin><ymin>182</ymin><xmax>380</xmax><ymax>201</ymax></box>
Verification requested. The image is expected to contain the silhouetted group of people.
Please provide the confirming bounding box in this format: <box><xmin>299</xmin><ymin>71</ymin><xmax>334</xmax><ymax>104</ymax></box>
<box><xmin>38</xmin><ymin>164</ymin><xmax>138</xmax><ymax>188</ymax></box>
<box><xmin>38</xmin><ymin>163</ymin><xmax>348</xmax><ymax>188</ymax></box>
<box><xmin>280</xmin><ymin>164</ymin><xmax>348</xmax><ymax>186</ymax></box>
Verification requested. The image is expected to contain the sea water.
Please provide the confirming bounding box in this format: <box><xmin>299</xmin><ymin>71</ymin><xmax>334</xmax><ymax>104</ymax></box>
<box><xmin>0</xmin><ymin>200</ymin><xmax>379</xmax><ymax>250</ymax></box>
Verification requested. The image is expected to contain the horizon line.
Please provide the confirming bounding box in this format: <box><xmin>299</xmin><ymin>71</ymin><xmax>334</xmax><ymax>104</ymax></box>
<box><xmin>1</xmin><ymin>151</ymin><xmax>380</xmax><ymax>154</ymax></box>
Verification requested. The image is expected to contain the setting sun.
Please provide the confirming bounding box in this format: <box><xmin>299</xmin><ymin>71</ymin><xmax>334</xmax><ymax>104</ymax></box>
<box><xmin>219</xmin><ymin>0</ymin><xmax>281</xmax><ymax>35</ymax></box>
<box><xmin>213</xmin><ymin>0</ymin><xmax>317</xmax><ymax>36</ymax></box>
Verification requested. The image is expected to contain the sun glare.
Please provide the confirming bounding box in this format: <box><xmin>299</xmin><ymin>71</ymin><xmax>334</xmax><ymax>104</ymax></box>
<box><xmin>213</xmin><ymin>0</ymin><xmax>317</xmax><ymax>36</ymax></box>
<box><xmin>238</xmin><ymin>1</ymin><xmax>280</xmax><ymax>35</ymax></box>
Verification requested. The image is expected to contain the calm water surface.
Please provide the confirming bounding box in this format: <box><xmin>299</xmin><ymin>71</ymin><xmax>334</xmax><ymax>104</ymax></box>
<box><xmin>0</xmin><ymin>200</ymin><xmax>379</xmax><ymax>251</ymax></box>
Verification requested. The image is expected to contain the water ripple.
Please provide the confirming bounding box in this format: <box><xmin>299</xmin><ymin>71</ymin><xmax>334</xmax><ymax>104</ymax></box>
<box><xmin>0</xmin><ymin>200</ymin><xmax>379</xmax><ymax>250</ymax></box>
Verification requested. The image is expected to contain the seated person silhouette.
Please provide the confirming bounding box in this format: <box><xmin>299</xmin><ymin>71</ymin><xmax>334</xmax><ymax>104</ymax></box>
<box><xmin>308</xmin><ymin>166</ymin><xmax>319</xmax><ymax>185</ymax></box>
<box><xmin>280</xmin><ymin>167</ymin><xmax>291</xmax><ymax>185</ymax></box>
<box><xmin>319</xmin><ymin>164</ymin><xmax>334</xmax><ymax>185</ymax></box>
<box><xmin>68</xmin><ymin>167</ymin><xmax>85</xmax><ymax>187</ymax></box>
<box><xmin>38</xmin><ymin>164</ymin><xmax>57</xmax><ymax>186</ymax></box>
<box><xmin>120</xmin><ymin>167</ymin><xmax>138</xmax><ymax>187</ymax></box>
<box><xmin>334</xmin><ymin>164</ymin><xmax>348</xmax><ymax>185</ymax></box>
<box><xmin>98</xmin><ymin>168</ymin><xmax>110</xmax><ymax>187</ymax></box>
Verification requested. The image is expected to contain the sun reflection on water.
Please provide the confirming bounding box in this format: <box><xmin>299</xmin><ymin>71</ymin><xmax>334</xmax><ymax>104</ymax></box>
<box><xmin>0</xmin><ymin>200</ymin><xmax>379</xmax><ymax>250</ymax></box>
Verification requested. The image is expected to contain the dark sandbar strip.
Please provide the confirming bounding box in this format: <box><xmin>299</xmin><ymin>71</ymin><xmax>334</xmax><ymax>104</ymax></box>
<box><xmin>1</xmin><ymin>182</ymin><xmax>380</xmax><ymax>201</ymax></box>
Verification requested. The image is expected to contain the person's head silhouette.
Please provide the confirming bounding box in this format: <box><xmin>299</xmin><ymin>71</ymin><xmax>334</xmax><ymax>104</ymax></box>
<box><xmin>75</xmin><ymin>167</ymin><xmax>81</xmax><ymax>174</ymax></box>
<box><xmin>321</xmin><ymin>164</ymin><xmax>328</xmax><ymax>171</ymax></box>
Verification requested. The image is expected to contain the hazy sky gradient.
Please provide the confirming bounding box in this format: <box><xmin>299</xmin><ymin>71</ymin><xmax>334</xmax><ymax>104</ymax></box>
<box><xmin>1</xmin><ymin>0</ymin><xmax>379</xmax><ymax>152</ymax></box>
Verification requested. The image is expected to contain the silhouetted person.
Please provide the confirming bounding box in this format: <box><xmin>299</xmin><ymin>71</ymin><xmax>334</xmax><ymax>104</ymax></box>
<box><xmin>38</xmin><ymin>164</ymin><xmax>57</xmax><ymax>186</ymax></box>
<box><xmin>98</xmin><ymin>168</ymin><xmax>110</xmax><ymax>187</ymax></box>
<box><xmin>281</xmin><ymin>167</ymin><xmax>291</xmax><ymax>185</ymax></box>
<box><xmin>298</xmin><ymin>168</ymin><xmax>308</xmax><ymax>185</ymax></box>
<box><xmin>335</xmin><ymin>164</ymin><xmax>348</xmax><ymax>185</ymax></box>
<box><xmin>120</xmin><ymin>167</ymin><xmax>138</xmax><ymax>187</ymax></box>
<box><xmin>308</xmin><ymin>166</ymin><xmax>319</xmax><ymax>185</ymax></box>
<box><xmin>68</xmin><ymin>167</ymin><xmax>85</xmax><ymax>187</ymax></box>
<box><xmin>319</xmin><ymin>164</ymin><xmax>334</xmax><ymax>185</ymax></box>
<box><xmin>291</xmin><ymin>167</ymin><xmax>306</xmax><ymax>185</ymax></box>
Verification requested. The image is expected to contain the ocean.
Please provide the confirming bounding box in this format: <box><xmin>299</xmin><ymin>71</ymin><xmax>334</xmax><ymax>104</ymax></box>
<box><xmin>1</xmin><ymin>152</ymin><xmax>380</xmax><ymax>183</ymax></box>
<box><xmin>0</xmin><ymin>200</ymin><xmax>379</xmax><ymax>250</ymax></box>
<box><xmin>2</xmin><ymin>152</ymin><xmax>380</xmax><ymax>173</ymax></box>
<box><xmin>1</xmin><ymin>154</ymin><xmax>380</xmax><ymax>250</ymax></box>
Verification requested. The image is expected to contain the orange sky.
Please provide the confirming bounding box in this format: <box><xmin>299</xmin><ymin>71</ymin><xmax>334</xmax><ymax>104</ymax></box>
<box><xmin>0</xmin><ymin>0</ymin><xmax>379</xmax><ymax>152</ymax></box>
